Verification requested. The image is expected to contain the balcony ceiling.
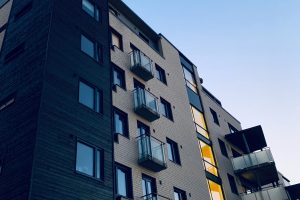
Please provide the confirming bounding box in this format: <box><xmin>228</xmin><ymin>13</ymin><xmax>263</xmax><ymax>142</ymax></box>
<box><xmin>238</xmin><ymin>163</ymin><xmax>279</xmax><ymax>187</ymax></box>
<box><xmin>225</xmin><ymin>125</ymin><xmax>267</xmax><ymax>153</ymax></box>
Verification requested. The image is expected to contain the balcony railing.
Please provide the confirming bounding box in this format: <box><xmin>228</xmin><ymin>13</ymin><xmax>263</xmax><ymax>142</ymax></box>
<box><xmin>141</xmin><ymin>193</ymin><xmax>171</xmax><ymax>200</ymax></box>
<box><xmin>137</xmin><ymin>135</ymin><xmax>167</xmax><ymax>172</ymax></box>
<box><xmin>241</xmin><ymin>186</ymin><xmax>289</xmax><ymax>200</ymax></box>
<box><xmin>133</xmin><ymin>87</ymin><xmax>160</xmax><ymax>122</ymax></box>
<box><xmin>232</xmin><ymin>148</ymin><xmax>274</xmax><ymax>171</ymax></box>
<box><xmin>130</xmin><ymin>50</ymin><xmax>154</xmax><ymax>81</ymax></box>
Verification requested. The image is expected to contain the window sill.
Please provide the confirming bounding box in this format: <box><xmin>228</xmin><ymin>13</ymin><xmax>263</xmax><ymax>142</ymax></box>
<box><xmin>114</xmin><ymin>132</ymin><xmax>130</xmax><ymax>143</ymax></box>
<box><xmin>74</xmin><ymin>171</ymin><xmax>104</xmax><ymax>184</ymax></box>
<box><xmin>113</xmin><ymin>84</ymin><xmax>127</xmax><ymax>92</ymax></box>
<box><xmin>78</xmin><ymin>102</ymin><xmax>104</xmax><ymax>117</ymax></box>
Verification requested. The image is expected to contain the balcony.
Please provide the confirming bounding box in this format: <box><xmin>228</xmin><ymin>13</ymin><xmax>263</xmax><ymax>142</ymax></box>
<box><xmin>133</xmin><ymin>88</ymin><xmax>160</xmax><ymax>122</ymax></box>
<box><xmin>130</xmin><ymin>50</ymin><xmax>154</xmax><ymax>81</ymax></box>
<box><xmin>241</xmin><ymin>186</ymin><xmax>289</xmax><ymax>200</ymax></box>
<box><xmin>225</xmin><ymin>126</ymin><xmax>267</xmax><ymax>153</ymax></box>
<box><xmin>140</xmin><ymin>193</ymin><xmax>171</xmax><ymax>200</ymax></box>
<box><xmin>232</xmin><ymin>148</ymin><xmax>279</xmax><ymax>187</ymax></box>
<box><xmin>137</xmin><ymin>135</ymin><xmax>167</xmax><ymax>172</ymax></box>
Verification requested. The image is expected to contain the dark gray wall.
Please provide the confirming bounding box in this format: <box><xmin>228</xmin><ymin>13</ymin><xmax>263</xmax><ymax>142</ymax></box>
<box><xmin>29</xmin><ymin>0</ymin><xmax>113</xmax><ymax>199</ymax></box>
<box><xmin>0</xmin><ymin>0</ymin><xmax>52</xmax><ymax>199</ymax></box>
<box><xmin>0</xmin><ymin>0</ymin><xmax>113</xmax><ymax>199</ymax></box>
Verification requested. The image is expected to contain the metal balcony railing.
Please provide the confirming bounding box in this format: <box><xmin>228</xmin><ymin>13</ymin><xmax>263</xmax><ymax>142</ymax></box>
<box><xmin>241</xmin><ymin>186</ymin><xmax>289</xmax><ymax>200</ymax></box>
<box><xmin>137</xmin><ymin>135</ymin><xmax>167</xmax><ymax>172</ymax></box>
<box><xmin>140</xmin><ymin>193</ymin><xmax>171</xmax><ymax>200</ymax></box>
<box><xmin>130</xmin><ymin>50</ymin><xmax>154</xmax><ymax>81</ymax></box>
<box><xmin>133</xmin><ymin>87</ymin><xmax>160</xmax><ymax>122</ymax></box>
<box><xmin>232</xmin><ymin>148</ymin><xmax>274</xmax><ymax>171</ymax></box>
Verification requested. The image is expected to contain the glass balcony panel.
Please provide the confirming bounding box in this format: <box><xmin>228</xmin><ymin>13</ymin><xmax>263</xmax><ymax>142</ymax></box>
<box><xmin>130</xmin><ymin>50</ymin><xmax>153</xmax><ymax>81</ymax></box>
<box><xmin>232</xmin><ymin>149</ymin><xmax>274</xmax><ymax>171</ymax></box>
<box><xmin>133</xmin><ymin>88</ymin><xmax>160</xmax><ymax>122</ymax></box>
<box><xmin>141</xmin><ymin>194</ymin><xmax>170</xmax><ymax>200</ymax></box>
<box><xmin>241</xmin><ymin>186</ymin><xmax>289</xmax><ymax>200</ymax></box>
<box><xmin>137</xmin><ymin>135</ymin><xmax>167</xmax><ymax>172</ymax></box>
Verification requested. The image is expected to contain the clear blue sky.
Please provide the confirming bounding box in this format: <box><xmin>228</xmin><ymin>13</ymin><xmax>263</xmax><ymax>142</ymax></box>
<box><xmin>123</xmin><ymin>0</ymin><xmax>300</xmax><ymax>184</ymax></box>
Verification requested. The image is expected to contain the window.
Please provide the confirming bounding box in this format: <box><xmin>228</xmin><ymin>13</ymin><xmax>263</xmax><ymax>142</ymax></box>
<box><xmin>182</xmin><ymin>66</ymin><xmax>197</xmax><ymax>93</ymax></box>
<box><xmin>14</xmin><ymin>2</ymin><xmax>32</xmax><ymax>21</ymax></box>
<box><xmin>82</xmin><ymin>0</ymin><xmax>100</xmax><ymax>21</ymax></box>
<box><xmin>115</xmin><ymin>163</ymin><xmax>133</xmax><ymax>198</ymax></box>
<box><xmin>0</xmin><ymin>94</ymin><xmax>15</xmax><ymax>112</ymax></box>
<box><xmin>113</xmin><ymin>107</ymin><xmax>129</xmax><ymax>138</ymax></box>
<box><xmin>210</xmin><ymin>108</ymin><xmax>219</xmax><ymax>126</ymax></box>
<box><xmin>79</xmin><ymin>81</ymin><xmax>102</xmax><ymax>113</ymax></box>
<box><xmin>167</xmin><ymin>138</ymin><xmax>181</xmax><ymax>165</ymax></box>
<box><xmin>207</xmin><ymin>180</ymin><xmax>225</xmax><ymax>200</ymax></box>
<box><xmin>155</xmin><ymin>64</ymin><xmax>167</xmax><ymax>84</ymax></box>
<box><xmin>160</xmin><ymin>98</ymin><xmax>173</xmax><ymax>121</ymax></box>
<box><xmin>228</xmin><ymin>123</ymin><xmax>238</xmax><ymax>133</ymax></box>
<box><xmin>133</xmin><ymin>78</ymin><xmax>145</xmax><ymax>89</ymax></box>
<box><xmin>113</xmin><ymin>64</ymin><xmax>126</xmax><ymax>90</ymax></box>
<box><xmin>4</xmin><ymin>43</ymin><xmax>25</xmax><ymax>63</ymax></box>
<box><xmin>198</xmin><ymin>140</ymin><xmax>218</xmax><ymax>177</ymax></box>
<box><xmin>227</xmin><ymin>174</ymin><xmax>238</xmax><ymax>195</ymax></box>
<box><xmin>137</xmin><ymin>121</ymin><xmax>150</xmax><ymax>136</ymax></box>
<box><xmin>81</xmin><ymin>34</ymin><xmax>102</xmax><ymax>62</ymax></box>
<box><xmin>111</xmin><ymin>29</ymin><xmax>123</xmax><ymax>50</ymax></box>
<box><xmin>190</xmin><ymin>106</ymin><xmax>209</xmax><ymax>139</ymax></box>
<box><xmin>76</xmin><ymin>141</ymin><xmax>103</xmax><ymax>180</ymax></box>
<box><xmin>142</xmin><ymin>174</ymin><xmax>157</xmax><ymax>198</ymax></box>
<box><xmin>218</xmin><ymin>139</ymin><xmax>228</xmax><ymax>158</ymax></box>
<box><xmin>174</xmin><ymin>188</ymin><xmax>187</xmax><ymax>200</ymax></box>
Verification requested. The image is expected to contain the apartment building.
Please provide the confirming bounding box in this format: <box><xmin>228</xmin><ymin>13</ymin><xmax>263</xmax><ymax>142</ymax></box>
<box><xmin>0</xmin><ymin>0</ymin><xmax>299</xmax><ymax>199</ymax></box>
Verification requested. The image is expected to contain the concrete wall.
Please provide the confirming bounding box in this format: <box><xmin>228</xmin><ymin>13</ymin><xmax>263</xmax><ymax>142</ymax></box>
<box><xmin>110</xmin><ymin>8</ymin><xmax>216</xmax><ymax>200</ymax></box>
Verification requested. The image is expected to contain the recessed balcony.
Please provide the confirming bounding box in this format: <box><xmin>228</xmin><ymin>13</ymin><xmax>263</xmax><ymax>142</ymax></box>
<box><xmin>241</xmin><ymin>186</ymin><xmax>289</xmax><ymax>200</ymax></box>
<box><xmin>232</xmin><ymin>148</ymin><xmax>279</xmax><ymax>187</ymax></box>
<box><xmin>133</xmin><ymin>87</ymin><xmax>160</xmax><ymax>122</ymax></box>
<box><xmin>137</xmin><ymin>135</ymin><xmax>167</xmax><ymax>172</ymax></box>
<box><xmin>130</xmin><ymin>50</ymin><xmax>154</xmax><ymax>81</ymax></box>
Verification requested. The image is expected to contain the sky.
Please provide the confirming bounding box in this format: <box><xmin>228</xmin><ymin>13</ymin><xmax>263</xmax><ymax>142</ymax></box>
<box><xmin>123</xmin><ymin>0</ymin><xmax>300</xmax><ymax>184</ymax></box>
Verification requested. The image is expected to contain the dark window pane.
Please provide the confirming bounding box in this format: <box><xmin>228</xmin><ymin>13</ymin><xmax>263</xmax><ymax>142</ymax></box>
<box><xmin>160</xmin><ymin>98</ymin><xmax>173</xmax><ymax>120</ymax></box>
<box><xmin>82</xmin><ymin>0</ymin><xmax>94</xmax><ymax>17</ymax></box>
<box><xmin>117</xmin><ymin>168</ymin><xmax>127</xmax><ymax>196</ymax></box>
<box><xmin>79</xmin><ymin>81</ymin><xmax>94</xmax><ymax>109</ymax></box>
<box><xmin>81</xmin><ymin>34</ymin><xmax>94</xmax><ymax>58</ymax></box>
<box><xmin>167</xmin><ymin>138</ymin><xmax>180</xmax><ymax>164</ymax></box>
<box><xmin>228</xmin><ymin>174</ymin><xmax>239</xmax><ymax>194</ymax></box>
<box><xmin>210</xmin><ymin>108</ymin><xmax>219</xmax><ymax>125</ymax></box>
<box><xmin>113</xmin><ymin>66</ymin><xmax>125</xmax><ymax>89</ymax></box>
<box><xmin>218</xmin><ymin>139</ymin><xmax>228</xmax><ymax>158</ymax></box>
<box><xmin>114</xmin><ymin>108</ymin><xmax>128</xmax><ymax>137</ymax></box>
<box><xmin>76</xmin><ymin>142</ymin><xmax>94</xmax><ymax>176</ymax></box>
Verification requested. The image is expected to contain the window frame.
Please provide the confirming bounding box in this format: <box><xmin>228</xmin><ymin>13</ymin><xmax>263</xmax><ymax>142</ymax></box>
<box><xmin>227</xmin><ymin>173</ymin><xmax>239</xmax><ymax>195</ymax></box>
<box><xmin>115</xmin><ymin>163</ymin><xmax>133</xmax><ymax>198</ymax></box>
<box><xmin>174</xmin><ymin>187</ymin><xmax>187</xmax><ymax>200</ymax></box>
<box><xmin>82</xmin><ymin>0</ymin><xmax>100</xmax><ymax>22</ymax></box>
<box><xmin>155</xmin><ymin>64</ymin><xmax>167</xmax><ymax>85</ymax></box>
<box><xmin>166</xmin><ymin>138</ymin><xmax>181</xmax><ymax>165</ymax></box>
<box><xmin>113</xmin><ymin>107</ymin><xmax>129</xmax><ymax>140</ymax></box>
<box><xmin>78</xmin><ymin>80</ymin><xmax>103</xmax><ymax>113</ymax></box>
<box><xmin>210</xmin><ymin>108</ymin><xmax>220</xmax><ymax>126</ymax></box>
<box><xmin>111</xmin><ymin>28</ymin><xmax>123</xmax><ymax>51</ymax></box>
<box><xmin>113</xmin><ymin>64</ymin><xmax>126</xmax><ymax>90</ymax></box>
<box><xmin>218</xmin><ymin>139</ymin><xmax>228</xmax><ymax>158</ymax></box>
<box><xmin>228</xmin><ymin>123</ymin><xmax>238</xmax><ymax>133</ymax></box>
<box><xmin>160</xmin><ymin>97</ymin><xmax>173</xmax><ymax>121</ymax></box>
<box><xmin>75</xmin><ymin>140</ymin><xmax>104</xmax><ymax>181</ymax></box>
<box><xmin>80</xmin><ymin>33</ymin><xmax>103</xmax><ymax>63</ymax></box>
